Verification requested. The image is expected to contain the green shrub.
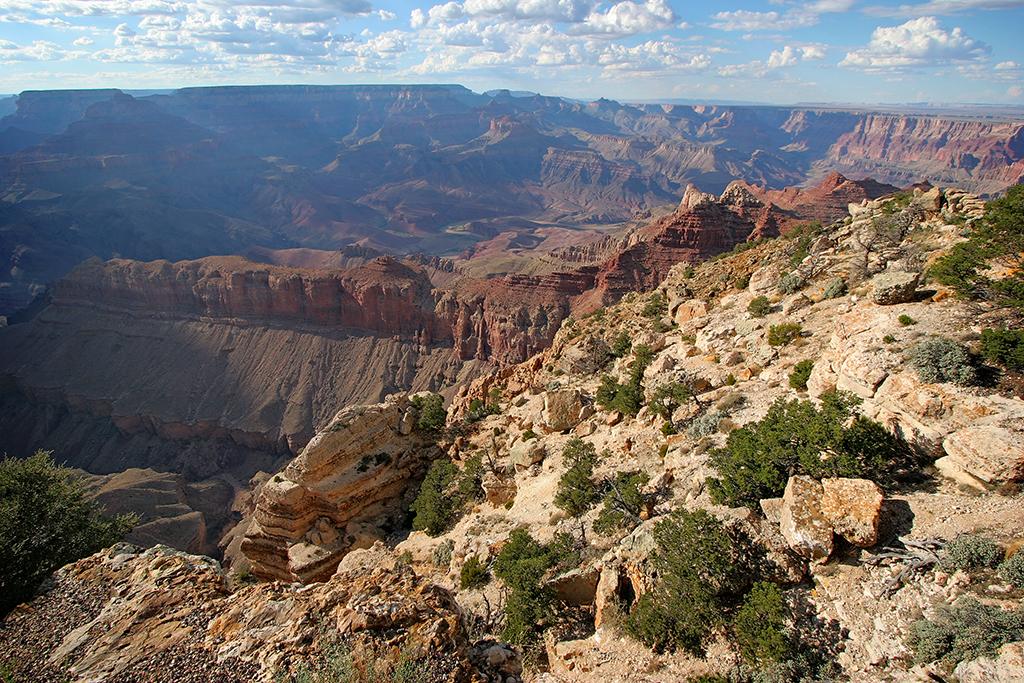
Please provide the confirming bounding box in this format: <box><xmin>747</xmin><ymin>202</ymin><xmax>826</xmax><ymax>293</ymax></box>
<box><xmin>610</xmin><ymin>331</ymin><xmax>632</xmax><ymax>358</ymax></box>
<box><xmin>410</xmin><ymin>459</ymin><xmax>459</xmax><ymax>536</ymax></box>
<box><xmin>688</xmin><ymin>410</ymin><xmax>723</xmax><ymax>439</ymax></box>
<box><xmin>980</xmin><ymin>328</ymin><xmax>1024</xmax><ymax>372</ymax></box>
<box><xmin>595</xmin><ymin>345</ymin><xmax>653</xmax><ymax>416</ymax></box>
<box><xmin>649</xmin><ymin>381</ymin><xmax>695</xmax><ymax>422</ymax></box>
<box><xmin>643</xmin><ymin>292</ymin><xmax>668</xmax><ymax>318</ymax></box>
<box><xmin>494</xmin><ymin>529</ymin><xmax>577</xmax><ymax>645</ymax></box>
<box><xmin>735</xmin><ymin>273</ymin><xmax>751</xmax><ymax>290</ymax></box>
<box><xmin>909</xmin><ymin>597</ymin><xmax>1024</xmax><ymax>666</ymax></box>
<box><xmin>682</xmin><ymin>264</ymin><xmax>695</xmax><ymax>278</ymax></box>
<box><xmin>522</xmin><ymin>429</ymin><xmax>538</xmax><ymax>441</ymax></box>
<box><xmin>733</xmin><ymin>582</ymin><xmax>791</xmax><ymax>666</ymax></box>
<box><xmin>456</xmin><ymin>454</ymin><xmax>485</xmax><ymax>504</ymax></box>
<box><xmin>908</xmin><ymin>337</ymin><xmax>978</xmax><ymax>386</ymax></box>
<box><xmin>432</xmin><ymin>539</ymin><xmax>454</xmax><ymax>568</ymax></box>
<box><xmin>624</xmin><ymin>509</ymin><xmax>754</xmax><ymax>655</ymax></box>
<box><xmin>823</xmin><ymin>278</ymin><xmax>847</xmax><ymax>299</ymax></box>
<box><xmin>707</xmin><ymin>391</ymin><xmax>914</xmax><ymax>508</ymax></box>
<box><xmin>942</xmin><ymin>535</ymin><xmax>1003</xmax><ymax>571</ymax></box>
<box><xmin>466</xmin><ymin>397</ymin><xmax>500</xmax><ymax>423</ymax></box>
<box><xmin>898</xmin><ymin>314</ymin><xmax>917</xmax><ymax>326</ymax></box>
<box><xmin>747</xmin><ymin>296</ymin><xmax>772</xmax><ymax>318</ymax></box>
<box><xmin>930</xmin><ymin>185</ymin><xmax>1024</xmax><ymax>311</ymax></box>
<box><xmin>725</xmin><ymin>374</ymin><xmax>737</xmax><ymax>386</ymax></box>
<box><xmin>767</xmin><ymin>322</ymin><xmax>802</xmax><ymax>347</ymax></box>
<box><xmin>594</xmin><ymin>471</ymin><xmax>653</xmax><ymax>535</ymax></box>
<box><xmin>788</xmin><ymin>360</ymin><xmax>814</xmax><ymax>390</ymax></box>
<box><xmin>999</xmin><ymin>552</ymin><xmax>1024</xmax><ymax>588</ymax></box>
<box><xmin>777</xmin><ymin>272</ymin><xmax>805</xmax><ymax>295</ymax></box>
<box><xmin>883</xmin><ymin>334</ymin><xmax>897</xmax><ymax>344</ymax></box>
<box><xmin>554</xmin><ymin>439</ymin><xmax>600</xmax><ymax>537</ymax></box>
<box><xmin>410</xmin><ymin>393</ymin><xmax>447</xmax><ymax>434</ymax></box>
<box><xmin>661</xmin><ymin>421</ymin><xmax>677</xmax><ymax>436</ymax></box>
<box><xmin>0</xmin><ymin>451</ymin><xmax>136</xmax><ymax>614</ymax></box>
<box><xmin>460</xmin><ymin>555</ymin><xmax>490</xmax><ymax>590</ymax></box>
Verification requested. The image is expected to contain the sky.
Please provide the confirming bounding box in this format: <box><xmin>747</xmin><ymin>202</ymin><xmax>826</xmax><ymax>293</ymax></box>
<box><xmin>0</xmin><ymin>0</ymin><xmax>1022</xmax><ymax>104</ymax></box>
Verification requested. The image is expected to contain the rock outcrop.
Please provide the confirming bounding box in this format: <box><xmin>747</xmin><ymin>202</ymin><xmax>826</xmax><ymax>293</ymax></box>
<box><xmin>240</xmin><ymin>395</ymin><xmax>437</xmax><ymax>582</ymax></box>
<box><xmin>0</xmin><ymin>543</ymin><xmax>510</xmax><ymax>683</ymax></box>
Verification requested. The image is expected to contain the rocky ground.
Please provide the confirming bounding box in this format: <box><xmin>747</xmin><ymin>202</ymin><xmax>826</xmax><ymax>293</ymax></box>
<box><xmin>2</xmin><ymin>185</ymin><xmax>1022</xmax><ymax>682</ymax></box>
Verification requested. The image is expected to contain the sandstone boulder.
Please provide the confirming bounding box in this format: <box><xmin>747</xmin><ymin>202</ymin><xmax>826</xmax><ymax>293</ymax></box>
<box><xmin>482</xmin><ymin>471</ymin><xmax>517</xmax><ymax>505</ymax></box>
<box><xmin>542</xmin><ymin>389</ymin><xmax>586</xmax><ymax>432</ymax></box>
<box><xmin>510</xmin><ymin>439</ymin><xmax>547</xmax><ymax>470</ymax></box>
<box><xmin>937</xmin><ymin>424</ymin><xmax>1024</xmax><ymax>489</ymax></box>
<box><xmin>870</xmin><ymin>270</ymin><xmax>919</xmax><ymax>305</ymax></box>
<box><xmin>673</xmin><ymin>299</ymin><xmax>708</xmax><ymax>326</ymax></box>
<box><xmin>820</xmin><ymin>478</ymin><xmax>884</xmax><ymax>547</ymax></box>
<box><xmin>780</xmin><ymin>476</ymin><xmax>834</xmax><ymax>561</ymax></box>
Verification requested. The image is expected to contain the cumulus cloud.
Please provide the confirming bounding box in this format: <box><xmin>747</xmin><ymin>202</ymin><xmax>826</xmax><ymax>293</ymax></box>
<box><xmin>767</xmin><ymin>45</ymin><xmax>799</xmax><ymax>68</ymax></box>
<box><xmin>578</xmin><ymin>0</ymin><xmax>676</xmax><ymax>37</ymax></box>
<box><xmin>73</xmin><ymin>36</ymin><xmax>95</xmax><ymax>46</ymax></box>
<box><xmin>719</xmin><ymin>42</ymin><xmax>823</xmax><ymax>78</ymax></box>
<box><xmin>840</xmin><ymin>16</ymin><xmax>991</xmax><ymax>70</ymax></box>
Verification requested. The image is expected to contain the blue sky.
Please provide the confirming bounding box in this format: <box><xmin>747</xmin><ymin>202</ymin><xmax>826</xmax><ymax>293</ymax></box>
<box><xmin>0</xmin><ymin>0</ymin><xmax>1021</xmax><ymax>103</ymax></box>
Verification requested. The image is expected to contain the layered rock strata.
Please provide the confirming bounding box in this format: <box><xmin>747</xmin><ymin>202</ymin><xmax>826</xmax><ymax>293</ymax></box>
<box><xmin>240</xmin><ymin>395</ymin><xmax>438</xmax><ymax>582</ymax></box>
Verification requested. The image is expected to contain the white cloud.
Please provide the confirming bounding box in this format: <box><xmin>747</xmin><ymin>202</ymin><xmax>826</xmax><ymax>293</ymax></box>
<box><xmin>800</xmin><ymin>44</ymin><xmax>826</xmax><ymax>59</ymax></box>
<box><xmin>864</xmin><ymin>0</ymin><xmax>1024</xmax><ymax>17</ymax></box>
<box><xmin>710</xmin><ymin>0</ymin><xmax>852</xmax><ymax>32</ymax></box>
<box><xmin>73</xmin><ymin>36</ymin><xmax>95</xmax><ymax>46</ymax></box>
<box><xmin>767</xmin><ymin>45</ymin><xmax>798</xmax><ymax>68</ymax></box>
<box><xmin>0</xmin><ymin>39</ymin><xmax>65</xmax><ymax>61</ymax></box>
<box><xmin>376</xmin><ymin>9</ymin><xmax>396</xmax><ymax>20</ymax></box>
<box><xmin>840</xmin><ymin>16</ymin><xmax>991</xmax><ymax>70</ymax></box>
<box><xmin>710</xmin><ymin>10</ymin><xmax>815</xmax><ymax>31</ymax></box>
<box><xmin>579</xmin><ymin>0</ymin><xmax>675</xmax><ymax>36</ymax></box>
<box><xmin>995</xmin><ymin>60</ymin><xmax>1019</xmax><ymax>69</ymax></box>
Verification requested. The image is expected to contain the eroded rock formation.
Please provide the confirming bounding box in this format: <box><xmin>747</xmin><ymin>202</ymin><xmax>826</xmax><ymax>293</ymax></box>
<box><xmin>240</xmin><ymin>395</ymin><xmax>438</xmax><ymax>582</ymax></box>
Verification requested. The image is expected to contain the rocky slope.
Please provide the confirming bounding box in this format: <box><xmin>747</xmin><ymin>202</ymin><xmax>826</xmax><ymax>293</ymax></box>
<box><xmin>4</xmin><ymin>183</ymin><xmax>1024</xmax><ymax>682</ymax></box>
<box><xmin>0</xmin><ymin>543</ymin><xmax>520</xmax><ymax>683</ymax></box>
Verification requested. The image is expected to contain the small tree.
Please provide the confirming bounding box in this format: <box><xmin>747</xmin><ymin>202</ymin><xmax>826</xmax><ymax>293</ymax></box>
<box><xmin>610</xmin><ymin>331</ymin><xmax>632</xmax><ymax>358</ymax></box>
<box><xmin>980</xmin><ymin>328</ymin><xmax>1024</xmax><ymax>372</ymax></box>
<box><xmin>594</xmin><ymin>471</ymin><xmax>654</xmax><ymax>535</ymax></box>
<box><xmin>0</xmin><ymin>451</ymin><xmax>136</xmax><ymax>614</ymax></box>
<box><xmin>456</xmin><ymin>453</ymin><xmax>485</xmax><ymax>505</ymax></box>
<box><xmin>788</xmin><ymin>359</ymin><xmax>814</xmax><ymax>390</ymax></box>
<box><xmin>460</xmin><ymin>555</ymin><xmax>490</xmax><ymax>590</ymax></box>
<box><xmin>624</xmin><ymin>509</ymin><xmax>754</xmax><ymax>655</ymax></box>
<box><xmin>411</xmin><ymin>393</ymin><xmax>447</xmax><ymax>434</ymax></box>
<box><xmin>410</xmin><ymin>459</ymin><xmax>459</xmax><ymax>536</ymax></box>
<box><xmin>493</xmin><ymin>529</ymin><xmax>577</xmax><ymax>645</ymax></box>
<box><xmin>649</xmin><ymin>380</ymin><xmax>699</xmax><ymax>425</ymax></box>
<box><xmin>707</xmin><ymin>391</ymin><xmax>914</xmax><ymax>508</ymax></box>
<box><xmin>733</xmin><ymin>582</ymin><xmax>792</xmax><ymax>666</ymax></box>
<box><xmin>554</xmin><ymin>439</ymin><xmax>600</xmax><ymax>541</ymax></box>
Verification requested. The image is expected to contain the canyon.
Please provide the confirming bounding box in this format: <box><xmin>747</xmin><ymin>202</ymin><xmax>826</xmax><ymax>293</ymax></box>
<box><xmin>1</xmin><ymin>85</ymin><xmax>1021</xmax><ymax>315</ymax></box>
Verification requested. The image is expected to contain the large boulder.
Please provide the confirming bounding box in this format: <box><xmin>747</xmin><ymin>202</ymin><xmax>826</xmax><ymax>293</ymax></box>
<box><xmin>819</xmin><ymin>478</ymin><xmax>884</xmax><ymax>547</ymax></box>
<box><xmin>510</xmin><ymin>439</ymin><xmax>547</xmax><ymax>470</ymax></box>
<box><xmin>780</xmin><ymin>476</ymin><xmax>834</xmax><ymax>561</ymax></box>
<box><xmin>937</xmin><ymin>424</ymin><xmax>1024</xmax><ymax>490</ymax></box>
<box><xmin>870</xmin><ymin>270</ymin><xmax>919</xmax><ymax>305</ymax></box>
<box><xmin>542</xmin><ymin>389</ymin><xmax>586</xmax><ymax>432</ymax></box>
